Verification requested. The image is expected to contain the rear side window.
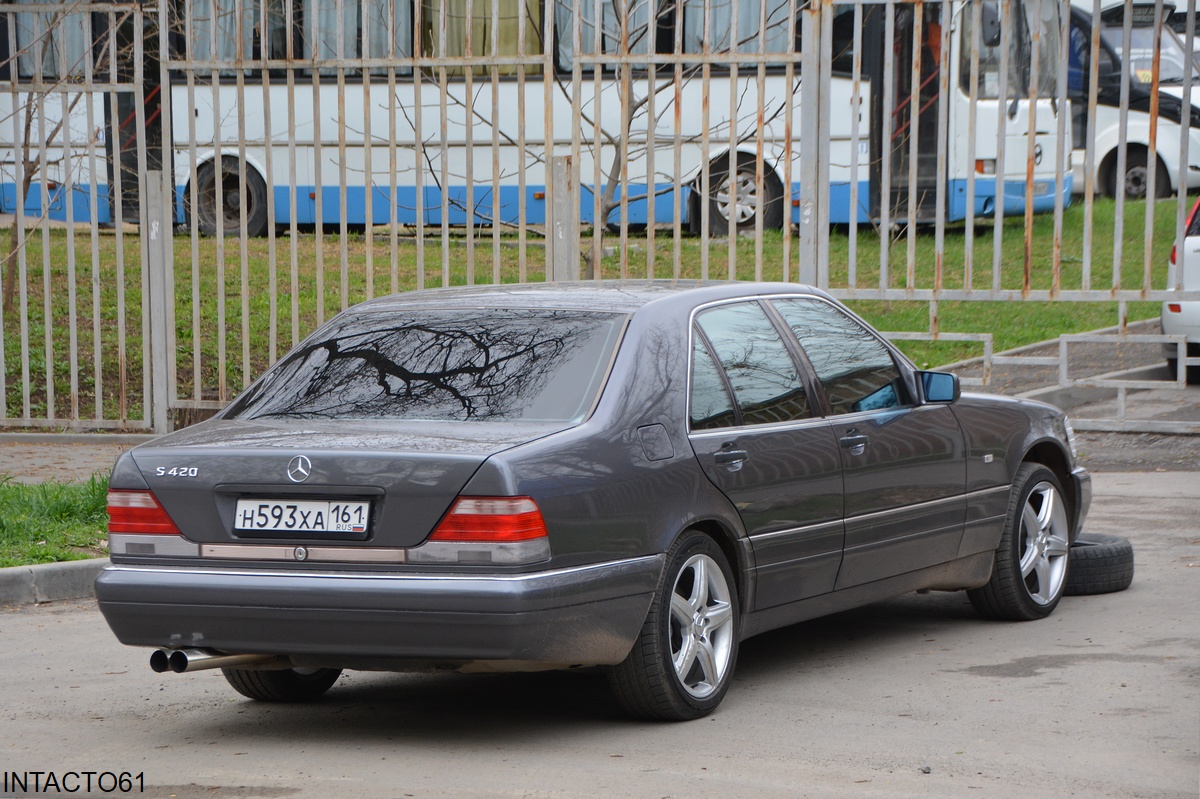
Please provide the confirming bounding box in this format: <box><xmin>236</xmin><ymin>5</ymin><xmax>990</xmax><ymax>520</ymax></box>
<box><xmin>225</xmin><ymin>309</ymin><xmax>624</xmax><ymax>422</ymax></box>
<box><xmin>772</xmin><ymin>298</ymin><xmax>908</xmax><ymax>416</ymax></box>
<box><xmin>693</xmin><ymin>302</ymin><xmax>812</xmax><ymax>427</ymax></box>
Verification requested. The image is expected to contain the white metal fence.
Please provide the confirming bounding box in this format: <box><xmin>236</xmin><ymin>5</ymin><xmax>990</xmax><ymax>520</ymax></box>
<box><xmin>0</xmin><ymin>0</ymin><xmax>1196</xmax><ymax>435</ymax></box>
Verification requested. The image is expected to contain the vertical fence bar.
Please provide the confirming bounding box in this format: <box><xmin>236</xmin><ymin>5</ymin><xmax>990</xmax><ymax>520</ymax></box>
<box><xmin>991</xmin><ymin>0</ymin><xmax>1010</xmax><ymax>293</ymax></box>
<box><xmin>1174</xmin><ymin>0</ymin><xmax>1196</xmax><ymax>291</ymax></box>
<box><xmin>1081</xmin><ymin>0</ymin><xmax>1100</xmax><ymax>292</ymax></box>
<box><xmin>904</xmin><ymin>1</ymin><xmax>922</xmax><ymax>293</ymax></box>
<box><xmin>464</xmin><ymin>0</ymin><xmax>476</xmax><ymax>285</ymax></box>
<box><xmin>1022</xmin><ymin>0</ymin><xmax>1040</xmax><ymax>298</ymax></box>
<box><xmin>1141</xmin><ymin>0</ymin><xmax>1164</xmax><ymax>299</ymax></box>
<box><xmin>1051</xmin><ymin>0</ymin><xmax>1068</xmax><ymax>299</ymax></box>
<box><xmin>964</xmin><ymin>0</ymin><xmax>979</xmax><ymax>292</ymax></box>
<box><xmin>847</xmin><ymin>0</ymin><xmax>863</xmax><ymax>288</ymax></box>
<box><xmin>933</xmin><ymin>0</ymin><xmax>950</xmax><ymax>300</ymax></box>
<box><xmin>795</xmin><ymin>0</ymin><xmax>819</xmax><ymax>285</ymax></box>
<box><xmin>261</xmin><ymin>0</ymin><xmax>279</xmax><ymax>360</ymax></box>
<box><xmin>1111</xmin><ymin>3</ymin><xmax>1133</xmax><ymax>294</ymax></box>
<box><xmin>879</xmin><ymin>0</ymin><xmax>894</xmax><ymax>292</ymax></box>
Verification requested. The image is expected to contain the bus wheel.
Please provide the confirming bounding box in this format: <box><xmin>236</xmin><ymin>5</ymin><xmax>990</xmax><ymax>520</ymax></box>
<box><xmin>702</xmin><ymin>153</ymin><xmax>784</xmax><ymax>237</ymax></box>
<box><xmin>190</xmin><ymin>156</ymin><xmax>270</xmax><ymax>238</ymax></box>
<box><xmin>1115</xmin><ymin>151</ymin><xmax>1171</xmax><ymax>200</ymax></box>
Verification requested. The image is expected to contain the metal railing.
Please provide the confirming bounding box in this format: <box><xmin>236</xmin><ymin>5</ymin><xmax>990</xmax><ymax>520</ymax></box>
<box><xmin>0</xmin><ymin>0</ymin><xmax>1196</xmax><ymax>435</ymax></box>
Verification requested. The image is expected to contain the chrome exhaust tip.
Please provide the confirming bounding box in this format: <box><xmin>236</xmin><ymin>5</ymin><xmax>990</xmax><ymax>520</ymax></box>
<box><xmin>149</xmin><ymin>648</ymin><xmax>290</xmax><ymax>674</ymax></box>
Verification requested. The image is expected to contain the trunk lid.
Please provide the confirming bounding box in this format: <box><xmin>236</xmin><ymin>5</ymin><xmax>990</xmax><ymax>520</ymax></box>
<box><xmin>129</xmin><ymin>419</ymin><xmax>556</xmax><ymax>549</ymax></box>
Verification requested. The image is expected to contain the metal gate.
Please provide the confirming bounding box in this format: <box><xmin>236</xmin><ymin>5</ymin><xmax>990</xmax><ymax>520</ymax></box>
<box><xmin>1</xmin><ymin>0</ymin><xmax>1197</xmax><ymax>436</ymax></box>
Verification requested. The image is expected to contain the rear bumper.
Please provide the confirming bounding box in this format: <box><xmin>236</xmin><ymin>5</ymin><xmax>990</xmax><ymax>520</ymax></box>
<box><xmin>95</xmin><ymin>555</ymin><xmax>663</xmax><ymax>668</ymax></box>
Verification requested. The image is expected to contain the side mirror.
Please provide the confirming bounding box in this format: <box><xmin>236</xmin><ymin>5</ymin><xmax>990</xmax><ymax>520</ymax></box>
<box><xmin>980</xmin><ymin>2</ymin><xmax>1003</xmax><ymax>48</ymax></box>
<box><xmin>919</xmin><ymin>371</ymin><xmax>960</xmax><ymax>404</ymax></box>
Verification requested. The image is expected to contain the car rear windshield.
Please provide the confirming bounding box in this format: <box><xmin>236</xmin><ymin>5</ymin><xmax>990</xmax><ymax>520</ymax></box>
<box><xmin>225</xmin><ymin>308</ymin><xmax>626</xmax><ymax>423</ymax></box>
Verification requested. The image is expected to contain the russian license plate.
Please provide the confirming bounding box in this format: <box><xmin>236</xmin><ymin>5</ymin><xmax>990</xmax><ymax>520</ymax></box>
<box><xmin>235</xmin><ymin>499</ymin><xmax>371</xmax><ymax>534</ymax></box>
<box><xmin>1033</xmin><ymin>181</ymin><xmax>1051</xmax><ymax>196</ymax></box>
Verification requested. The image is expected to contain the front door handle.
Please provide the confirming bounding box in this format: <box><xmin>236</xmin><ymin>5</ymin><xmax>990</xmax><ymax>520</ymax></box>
<box><xmin>839</xmin><ymin>434</ymin><xmax>869</xmax><ymax>455</ymax></box>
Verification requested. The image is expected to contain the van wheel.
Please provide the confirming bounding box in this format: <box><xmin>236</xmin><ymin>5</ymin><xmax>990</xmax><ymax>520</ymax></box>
<box><xmin>1115</xmin><ymin>151</ymin><xmax>1171</xmax><ymax>200</ymax></box>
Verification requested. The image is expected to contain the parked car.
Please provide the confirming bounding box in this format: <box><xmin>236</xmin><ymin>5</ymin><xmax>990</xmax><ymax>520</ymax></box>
<box><xmin>96</xmin><ymin>281</ymin><xmax>1091</xmax><ymax>720</ymax></box>
<box><xmin>1164</xmin><ymin>195</ymin><xmax>1200</xmax><ymax>383</ymax></box>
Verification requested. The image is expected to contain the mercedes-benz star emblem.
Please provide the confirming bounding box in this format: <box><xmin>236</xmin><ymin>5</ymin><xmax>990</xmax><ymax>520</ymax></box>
<box><xmin>287</xmin><ymin>455</ymin><xmax>312</xmax><ymax>483</ymax></box>
<box><xmin>294</xmin><ymin>547</ymin><xmax>308</xmax><ymax>562</ymax></box>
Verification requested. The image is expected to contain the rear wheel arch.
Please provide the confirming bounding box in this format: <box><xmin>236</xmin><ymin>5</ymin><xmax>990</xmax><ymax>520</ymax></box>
<box><xmin>683</xmin><ymin>518</ymin><xmax>750</xmax><ymax>610</ymax></box>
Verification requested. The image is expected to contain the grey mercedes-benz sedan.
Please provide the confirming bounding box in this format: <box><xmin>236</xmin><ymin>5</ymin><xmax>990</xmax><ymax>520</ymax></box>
<box><xmin>97</xmin><ymin>281</ymin><xmax>1091</xmax><ymax>720</ymax></box>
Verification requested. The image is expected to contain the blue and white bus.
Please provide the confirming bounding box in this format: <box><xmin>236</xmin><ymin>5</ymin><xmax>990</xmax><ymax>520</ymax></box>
<box><xmin>0</xmin><ymin>0</ymin><xmax>1070</xmax><ymax>235</ymax></box>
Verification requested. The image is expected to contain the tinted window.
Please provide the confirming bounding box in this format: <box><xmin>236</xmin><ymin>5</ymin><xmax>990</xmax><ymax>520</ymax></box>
<box><xmin>690</xmin><ymin>336</ymin><xmax>737</xmax><ymax>430</ymax></box>
<box><xmin>695</xmin><ymin>302</ymin><xmax>811</xmax><ymax>426</ymax></box>
<box><xmin>772</xmin><ymin>299</ymin><xmax>907</xmax><ymax>416</ymax></box>
<box><xmin>226</xmin><ymin>309</ymin><xmax>623</xmax><ymax>422</ymax></box>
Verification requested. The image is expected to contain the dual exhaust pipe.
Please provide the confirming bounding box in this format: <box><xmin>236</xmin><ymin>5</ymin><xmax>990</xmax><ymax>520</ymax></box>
<box><xmin>150</xmin><ymin>648</ymin><xmax>291</xmax><ymax>674</ymax></box>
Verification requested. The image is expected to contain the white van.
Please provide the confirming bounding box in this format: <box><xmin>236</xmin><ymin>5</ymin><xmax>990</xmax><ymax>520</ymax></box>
<box><xmin>1068</xmin><ymin>0</ymin><xmax>1200</xmax><ymax>198</ymax></box>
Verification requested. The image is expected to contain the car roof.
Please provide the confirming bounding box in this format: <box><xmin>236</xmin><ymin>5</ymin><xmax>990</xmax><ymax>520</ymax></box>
<box><xmin>351</xmin><ymin>280</ymin><xmax>829</xmax><ymax>316</ymax></box>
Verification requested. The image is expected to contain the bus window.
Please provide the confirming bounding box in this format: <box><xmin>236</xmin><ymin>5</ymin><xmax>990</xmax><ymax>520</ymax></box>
<box><xmin>680</xmin><ymin>0</ymin><xmax>791</xmax><ymax>58</ymax></box>
<box><xmin>423</xmin><ymin>0</ymin><xmax>543</xmax><ymax>75</ymax></box>
<box><xmin>555</xmin><ymin>0</ymin><xmax>792</xmax><ymax>71</ymax></box>
<box><xmin>11</xmin><ymin>0</ymin><xmax>91</xmax><ymax>80</ymax></box>
<box><xmin>308</xmin><ymin>0</ymin><xmax>415</xmax><ymax>75</ymax></box>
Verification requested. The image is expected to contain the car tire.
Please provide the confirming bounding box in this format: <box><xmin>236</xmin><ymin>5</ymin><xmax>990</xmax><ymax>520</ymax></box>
<box><xmin>189</xmin><ymin>156</ymin><xmax>270</xmax><ymax>238</ymax></box>
<box><xmin>968</xmin><ymin>463</ymin><xmax>1071</xmax><ymax>621</ymax></box>
<box><xmin>221</xmin><ymin>667</ymin><xmax>342</xmax><ymax>702</ymax></box>
<box><xmin>608</xmin><ymin>531</ymin><xmax>739</xmax><ymax>720</ymax></box>
<box><xmin>698</xmin><ymin>153</ymin><xmax>785</xmax><ymax>237</ymax></box>
<box><xmin>1065</xmin><ymin>533</ymin><xmax>1134</xmax><ymax>596</ymax></box>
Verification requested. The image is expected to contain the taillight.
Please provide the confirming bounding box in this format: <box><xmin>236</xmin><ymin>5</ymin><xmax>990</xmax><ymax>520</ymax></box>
<box><xmin>412</xmin><ymin>496</ymin><xmax>551</xmax><ymax>565</ymax></box>
<box><xmin>107</xmin><ymin>490</ymin><xmax>181</xmax><ymax>534</ymax></box>
<box><xmin>430</xmin><ymin>497</ymin><xmax>548</xmax><ymax>542</ymax></box>
<box><xmin>1167</xmin><ymin>303</ymin><xmax>1182</xmax><ymax>314</ymax></box>
<box><xmin>1170</xmin><ymin>244</ymin><xmax>1177</xmax><ymax>266</ymax></box>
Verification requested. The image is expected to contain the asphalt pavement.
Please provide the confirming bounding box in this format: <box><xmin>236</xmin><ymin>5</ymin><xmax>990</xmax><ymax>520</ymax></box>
<box><xmin>0</xmin><ymin>470</ymin><xmax>1194</xmax><ymax>799</ymax></box>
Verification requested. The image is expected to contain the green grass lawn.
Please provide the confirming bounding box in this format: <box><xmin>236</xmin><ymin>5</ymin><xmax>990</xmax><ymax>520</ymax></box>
<box><xmin>0</xmin><ymin>475</ymin><xmax>108</xmax><ymax>567</ymax></box>
<box><xmin>1</xmin><ymin>195</ymin><xmax>1185</xmax><ymax>421</ymax></box>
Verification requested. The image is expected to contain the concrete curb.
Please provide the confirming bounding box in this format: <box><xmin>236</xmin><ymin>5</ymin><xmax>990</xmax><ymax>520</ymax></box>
<box><xmin>0</xmin><ymin>558</ymin><xmax>108</xmax><ymax>606</ymax></box>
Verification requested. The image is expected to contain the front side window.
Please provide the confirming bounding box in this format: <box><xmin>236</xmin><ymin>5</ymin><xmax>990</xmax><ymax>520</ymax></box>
<box><xmin>960</xmin><ymin>0</ymin><xmax>1059</xmax><ymax>99</ymax></box>
<box><xmin>694</xmin><ymin>302</ymin><xmax>811</xmax><ymax>427</ymax></box>
<box><xmin>1100</xmin><ymin>23</ymin><xmax>1200</xmax><ymax>86</ymax></box>
<box><xmin>226</xmin><ymin>308</ymin><xmax>623</xmax><ymax>422</ymax></box>
<box><xmin>772</xmin><ymin>298</ymin><xmax>907</xmax><ymax>416</ymax></box>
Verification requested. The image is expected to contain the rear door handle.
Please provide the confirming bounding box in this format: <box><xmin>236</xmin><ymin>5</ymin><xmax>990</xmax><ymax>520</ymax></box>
<box><xmin>714</xmin><ymin>449</ymin><xmax>749</xmax><ymax>465</ymax></box>
<box><xmin>839</xmin><ymin>434</ymin><xmax>869</xmax><ymax>455</ymax></box>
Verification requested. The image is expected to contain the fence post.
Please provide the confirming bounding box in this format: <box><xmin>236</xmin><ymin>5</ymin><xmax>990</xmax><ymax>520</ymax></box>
<box><xmin>796</xmin><ymin>1</ymin><xmax>824</xmax><ymax>286</ymax></box>
<box><xmin>550</xmin><ymin>154</ymin><xmax>580</xmax><ymax>281</ymax></box>
<box><xmin>145</xmin><ymin>172</ymin><xmax>171</xmax><ymax>435</ymax></box>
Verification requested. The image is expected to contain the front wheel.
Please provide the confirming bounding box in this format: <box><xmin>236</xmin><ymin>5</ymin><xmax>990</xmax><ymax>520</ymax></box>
<box><xmin>969</xmin><ymin>463</ymin><xmax>1071</xmax><ymax>621</ymax></box>
<box><xmin>609</xmin><ymin>531</ymin><xmax>739</xmax><ymax>720</ymax></box>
